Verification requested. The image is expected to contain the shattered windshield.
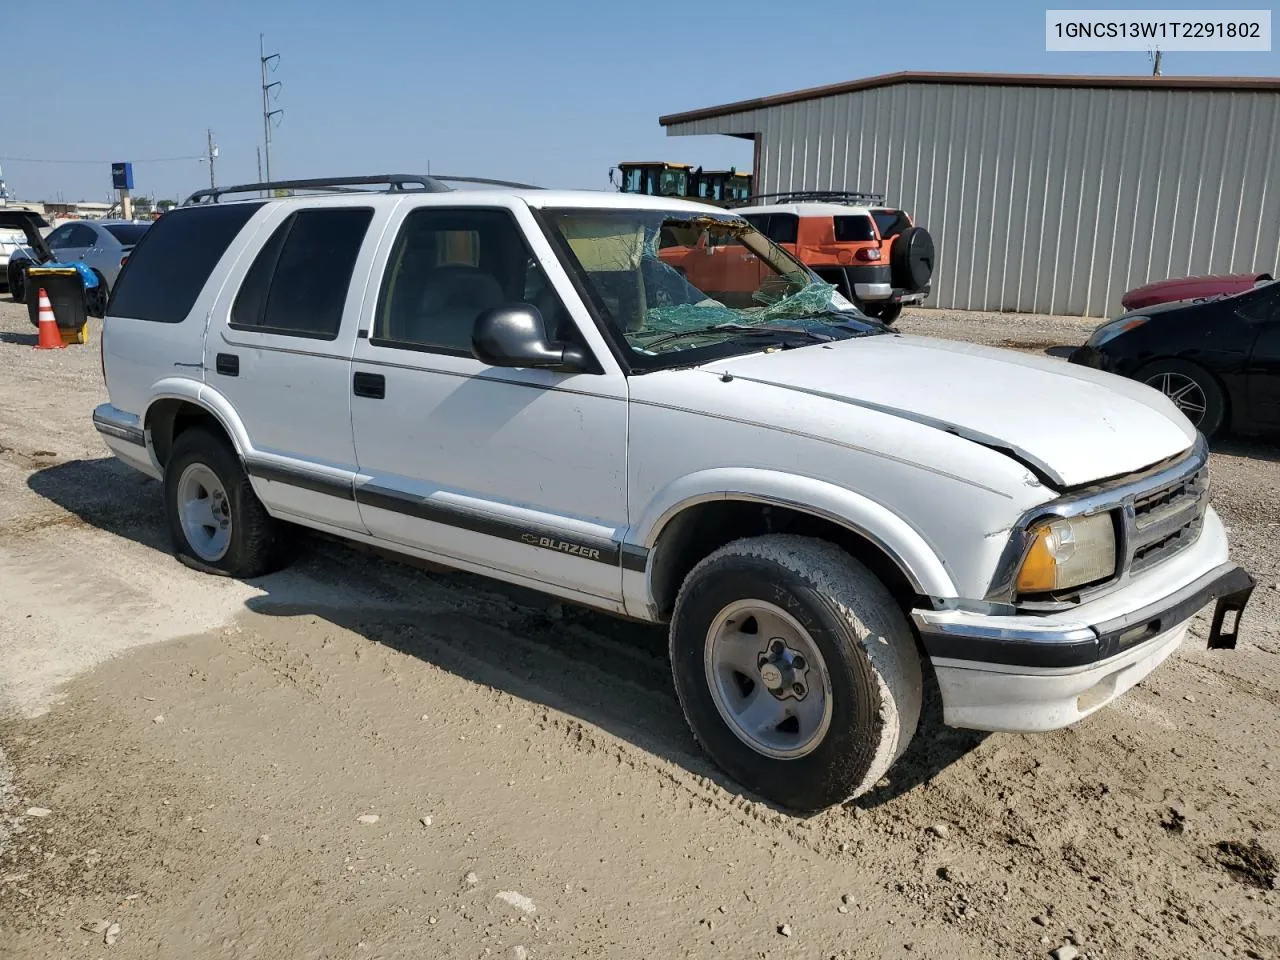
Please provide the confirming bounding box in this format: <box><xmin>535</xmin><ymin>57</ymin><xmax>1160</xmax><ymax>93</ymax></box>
<box><xmin>540</xmin><ymin>209</ymin><xmax>881</xmax><ymax>368</ymax></box>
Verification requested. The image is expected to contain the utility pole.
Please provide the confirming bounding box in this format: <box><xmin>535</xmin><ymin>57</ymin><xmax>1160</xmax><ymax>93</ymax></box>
<box><xmin>256</xmin><ymin>147</ymin><xmax>263</xmax><ymax>183</ymax></box>
<box><xmin>202</xmin><ymin>128</ymin><xmax>219</xmax><ymax>189</ymax></box>
<box><xmin>1150</xmin><ymin>47</ymin><xmax>1163</xmax><ymax>75</ymax></box>
<box><xmin>260</xmin><ymin>34</ymin><xmax>283</xmax><ymax>183</ymax></box>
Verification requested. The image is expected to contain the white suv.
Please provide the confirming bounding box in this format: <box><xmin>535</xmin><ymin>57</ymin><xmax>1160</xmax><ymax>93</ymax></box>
<box><xmin>93</xmin><ymin>175</ymin><xmax>1255</xmax><ymax>811</ymax></box>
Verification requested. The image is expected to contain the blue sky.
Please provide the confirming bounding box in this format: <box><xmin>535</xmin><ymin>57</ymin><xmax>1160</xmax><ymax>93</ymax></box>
<box><xmin>2</xmin><ymin>0</ymin><xmax>1276</xmax><ymax>202</ymax></box>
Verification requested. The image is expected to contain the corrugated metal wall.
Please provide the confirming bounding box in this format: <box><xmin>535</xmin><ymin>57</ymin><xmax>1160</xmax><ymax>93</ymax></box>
<box><xmin>666</xmin><ymin>84</ymin><xmax>1280</xmax><ymax>317</ymax></box>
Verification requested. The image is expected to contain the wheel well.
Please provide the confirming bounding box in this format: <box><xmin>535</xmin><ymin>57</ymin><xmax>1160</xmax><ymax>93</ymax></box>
<box><xmin>146</xmin><ymin>400</ymin><xmax>229</xmax><ymax>468</ymax></box>
<box><xmin>648</xmin><ymin>500</ymin><xmax>920</xmax><ymax>621</ymax></box>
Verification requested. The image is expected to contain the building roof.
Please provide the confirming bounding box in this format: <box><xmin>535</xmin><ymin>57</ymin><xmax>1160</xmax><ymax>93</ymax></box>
<box><xmin>659</xmin><ymin>70</ymin><xmax>1280</xmax><ymax>127</ymax></box>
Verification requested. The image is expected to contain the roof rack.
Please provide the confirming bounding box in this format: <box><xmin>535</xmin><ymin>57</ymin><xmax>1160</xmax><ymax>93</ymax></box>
<box><xmin>181</xmin><ymin>173</ymin><xmax>542</xmax><ymax>206</ymax></box>
<box><xmin>728</xmin><ymin>190</ymin><xmax>886</xmax><ymax>208</ymax></box>
<box><xmin>430</xmin><ymin>175</ymin><xmax>544</xmax><ymax>190</ymax></box>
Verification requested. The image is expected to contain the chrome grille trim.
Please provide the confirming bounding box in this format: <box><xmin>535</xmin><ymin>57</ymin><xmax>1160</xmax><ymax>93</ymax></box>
<box><xmin>1127</xmin><ymin>463</ymin><xmax>1209</xmax><ymax>575</ymax></box>
<box><xmin>985</xmin><ymin>434</ymin><xmax>1210</xmax><ymax>605</ymax></box>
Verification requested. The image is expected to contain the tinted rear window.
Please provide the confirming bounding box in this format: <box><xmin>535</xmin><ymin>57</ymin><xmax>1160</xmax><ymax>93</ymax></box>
<box><xmin>103</xmin><ymin>223</ymin><xmax>150</xmax><ymax>246</ymax></box>
<box><xmin>833</xmin><ymin>215</ymin><xmax>876</xmax><ymax>242</ymax></box>
<box><xmin>108</xmin><ymin>204</ymin><xmax>263</xmax><ymax>323</ymax></box>
<box><xmin>230</xmin><ymin>207</ymin><xmax>373</xmax><ymax>340</ymax></box>
<box><xmin>872</xmin><ymin>210</ymin><xmax>909</xmax><ymax>238</ymax></box>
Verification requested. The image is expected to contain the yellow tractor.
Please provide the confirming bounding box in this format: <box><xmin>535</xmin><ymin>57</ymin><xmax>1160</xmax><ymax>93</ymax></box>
<box><xmin>610</xmin><ymin>162</ymin><xmax>752</xmax><ymax>207</ymax></box>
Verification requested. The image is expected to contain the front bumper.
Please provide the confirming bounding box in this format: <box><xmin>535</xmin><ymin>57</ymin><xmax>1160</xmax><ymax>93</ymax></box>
<box><xmin>1067</xmin><ymin>344</ymin><xmax>1113</xmax><ymax>372</ymax></box>
<box><xmin>911</xmin><ymin>512</ymin><xmax>1253</xmax><ymax>732</ymax></box>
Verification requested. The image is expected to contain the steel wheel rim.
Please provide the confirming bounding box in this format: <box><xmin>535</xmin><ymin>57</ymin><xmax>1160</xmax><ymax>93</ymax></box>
<box><xmin>1146</xmin><ymin>371</ymin><xmax>1207</xmax><ymax>424</ymax></box>
<box><xmin>177</xmin><ymin>463</ymin><xmax>232</xmax><ymax>561</ymax></box>
<box><xmin>704</xmin><ymin>599</ymin><xmax>834</xmax><ymax>760</ymax></box>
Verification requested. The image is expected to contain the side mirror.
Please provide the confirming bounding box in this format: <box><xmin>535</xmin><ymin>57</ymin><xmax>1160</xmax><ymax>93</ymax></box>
<box><xmin>471</xmin><ymin>304</ymin><xmax>588</xmax><ymax>373</ymax></box>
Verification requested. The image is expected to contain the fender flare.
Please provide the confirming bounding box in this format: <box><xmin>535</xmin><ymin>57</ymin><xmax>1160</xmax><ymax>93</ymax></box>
<box><xmin>632</xmin><ymin>467</ymin><xmax>957</xmax><ymax>598</ymax></box>
<box><xmin>143</xmin><ymin>379</ymin><xmax>255</xmax><ymax>463</ymax></box>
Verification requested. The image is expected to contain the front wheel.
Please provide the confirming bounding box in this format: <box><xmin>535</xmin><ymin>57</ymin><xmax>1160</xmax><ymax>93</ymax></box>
<box><xmin>669</xmin><ymin>535</ymin><xmax>923</xmax><ymax>811</ymax></box>
<box><xmin>164</xmin><ymin>427</ymin><xmax>282</xmax><ymax>578</ymax></box>
<box><xmin>1138</xmin><ymin>359</ymin><xmax>1227</xmax><ymax>439</ymax></box>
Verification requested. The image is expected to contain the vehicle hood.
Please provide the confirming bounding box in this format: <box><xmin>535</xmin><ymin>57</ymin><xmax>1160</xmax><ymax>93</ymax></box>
<box><xmin>701</xmin><ymin>334</ymin><xmax>1195</xmax><ymax>489</ymax></box>
<box><xmin>1121</xmin><ymin>272</ymin><xmax>1271</xmax><ymax>310</ymax></box>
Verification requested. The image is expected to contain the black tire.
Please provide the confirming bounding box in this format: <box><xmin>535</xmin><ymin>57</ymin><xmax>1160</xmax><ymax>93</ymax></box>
<box><xmin>889</xmin><ymin>226</ymin><xmax>934</xmax><ymax>291</ymax></box>
<box><xmin>1136</xmin><ymin>358</ymin><xmax>1227</xmax><ymax>439</ymax></box>
<box><xmin>164</xmin><ymin>427</ymin><xmax>282</xmax><ymax>578</ymax></box>
<box><xmin>85</xmin><ymin>272</ymin><xmax>108</xmax><ymax>319</ymax></box>
<box><xmin>669</xmin><ymin>535</ymin><xmax>923</xmax><ymax>811</ymax></box>
<box><xmin>862</xmin><ymin>302</ymin><xmax>903</xmax><ymax>325</ymax></box>
<box><xmin>816</xmin><ymin>269</ymin><xmax>854</xmax><ymax>300</ymax></box>
<box><xmin>10</xmin><ymin>261</ymin><xmax>27</xmax><ymax>305</ymax></box>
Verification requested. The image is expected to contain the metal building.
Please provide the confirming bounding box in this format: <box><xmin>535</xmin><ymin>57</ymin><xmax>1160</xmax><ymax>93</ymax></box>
<box><xmin>660</xmin><ymin>72</ymin><xmax>1280</xmax><ymax>317</ymax></box>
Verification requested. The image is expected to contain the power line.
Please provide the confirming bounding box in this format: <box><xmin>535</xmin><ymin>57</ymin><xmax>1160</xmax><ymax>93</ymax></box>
<box><xmin>0</xmin><ymin>154</ymin><xmax>205</xmax><ymax>165</ymax></box>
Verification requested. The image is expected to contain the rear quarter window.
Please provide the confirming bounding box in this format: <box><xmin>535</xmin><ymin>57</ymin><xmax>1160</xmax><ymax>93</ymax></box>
<box><xmin>102</xmin><ymin>223</ymin><xmax>150</xmax><ymax>246</ymax></box>
<box><xmin>108</xmin><ymin>203</ymin><xmax>264</xmax><ymax>323</ymax></box>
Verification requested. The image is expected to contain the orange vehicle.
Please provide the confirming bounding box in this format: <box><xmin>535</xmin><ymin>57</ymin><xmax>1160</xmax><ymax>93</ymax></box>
<box><xmin>734</xmin><ymin>192</ymin><xmax>934</xmax><ymax>324</ymax></box>
<box><xmin>655</xmin><ymin>225</ymin><xmax>771</xmax><ymax>307</ymax></box>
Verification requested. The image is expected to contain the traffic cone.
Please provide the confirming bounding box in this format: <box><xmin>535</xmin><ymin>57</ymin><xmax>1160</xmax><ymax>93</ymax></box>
<box><xmin>34</xmin><ymin>288</ymin><xmax>64</xmax><ymax>350</ymax></box>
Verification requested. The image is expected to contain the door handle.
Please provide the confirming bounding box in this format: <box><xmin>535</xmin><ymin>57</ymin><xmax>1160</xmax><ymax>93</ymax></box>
<box><xmin>353</xmin><ymin>371</ymin><xmax>385</xmax><ymax>399</ymax></box>
<box><xmin>215</xmin><ymin>353</ymin><xmax>239</xmax><ymax>376</ymax></box>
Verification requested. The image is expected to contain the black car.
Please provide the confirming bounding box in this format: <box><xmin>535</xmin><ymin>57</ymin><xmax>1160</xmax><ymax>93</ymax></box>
<box><xmin>1070</xmin><ymin>280</ymin><xmax>1280</xmax><ymax>439</ymax></box>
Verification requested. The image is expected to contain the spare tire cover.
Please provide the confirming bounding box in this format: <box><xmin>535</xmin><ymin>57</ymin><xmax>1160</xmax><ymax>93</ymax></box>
<box><xmin>890</xmin><ymin>227</ymin><xmax>935</xmax><ymax>290</ymax></box>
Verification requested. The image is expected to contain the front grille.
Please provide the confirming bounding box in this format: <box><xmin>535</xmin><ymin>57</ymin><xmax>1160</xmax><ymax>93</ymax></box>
<box><xmin>1126</xmin><ymin>463</ymin><xmax>1209</xmax><ymax>575</ymax></box>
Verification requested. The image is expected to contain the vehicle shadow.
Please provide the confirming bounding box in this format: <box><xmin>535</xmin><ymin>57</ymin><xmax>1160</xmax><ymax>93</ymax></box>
<box><xmin>0</xmin><ymin>330</ymin><xmax>37</xmax><ymax>346</ymax></box>
<box><xmin>28</xmin><ymin>456</ymin><xmax>984</xmax><ymax>817</ymax></box>
<box><xmin>1212</xmin><ymin>435</ymin><xmax>1280</xmax><ymax>464</ymax></box>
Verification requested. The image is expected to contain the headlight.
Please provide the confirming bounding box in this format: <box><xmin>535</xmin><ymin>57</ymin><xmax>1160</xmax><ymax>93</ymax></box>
<box><xmin>1086</xmin><ymin>316</ymin><xmax>1148</xmax><ymax>347</ymax></box>
<box><xmin>1016</xmin><ymin>513</ymin><xmax>1117</xmax><ymax>594</ymax></box>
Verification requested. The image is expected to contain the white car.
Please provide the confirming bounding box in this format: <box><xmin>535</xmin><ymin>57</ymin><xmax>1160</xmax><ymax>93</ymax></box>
<box><xmin>91</xmin><ymin>175</ymin><xmax>1255</xmax><ymax>811</ymax></box>
<box><xmin>0</xmin><ymin>217</ymin><xmax>41</xmax><ymax>292</ymax></box>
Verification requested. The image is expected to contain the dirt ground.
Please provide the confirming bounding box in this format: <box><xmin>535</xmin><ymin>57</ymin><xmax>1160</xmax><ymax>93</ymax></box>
<box><xmin>1</xmin><ymin>300</ymin><xmax>1278</xmax><ymax>960</ymax></box>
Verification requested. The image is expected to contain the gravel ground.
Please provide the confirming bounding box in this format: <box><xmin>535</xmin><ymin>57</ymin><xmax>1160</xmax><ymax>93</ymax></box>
<box><xmin>897</xmin><ymin>305</ymin><xmax>1103</xmax><ymax>350</ymax></box>
<box><xmin>0</xmin><ymin>299</ymin><xmax>1278</xmax><ymax>959</ymax></box>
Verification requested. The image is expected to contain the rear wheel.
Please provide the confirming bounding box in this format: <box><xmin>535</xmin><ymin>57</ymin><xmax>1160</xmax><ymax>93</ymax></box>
<box><xmin>1138</xmin><ymin>359</ymin><xmax>1227</xmax><ymax>438</ymax></box>
<box><xmin>164</xmin><ymin>427</ymin><xmax>282</xmax><ymax>578</ymax></box>
<box><xmin>816</xmin><ymin>269</ymin><xmax>853</xmax><ymax>300</ymax></box>
<box><xmin>85</xmin><ymin>272</ymin><xmax>108</xmax><ymax>319</ymax></box>
<box><xmin>862</xmin><ymin>302</ymin><xmax>903</xmax><ymax>325</ymax></box>
<box><xmin>669</xmin><ymin>535</ymin><xmax>923</xmax><ymax>811</ymax></box>
<box><xmin>9</xmin><ymin>261</ymin><xmax>27</xmax><ymax>305</ymax></box>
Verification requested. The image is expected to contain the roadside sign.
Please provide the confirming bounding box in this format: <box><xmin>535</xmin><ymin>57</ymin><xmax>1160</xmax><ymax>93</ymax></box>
<box><xmin>111</xmin><ymin>163</ymin><xmax>134</xmax><ymax>190</ymax></box>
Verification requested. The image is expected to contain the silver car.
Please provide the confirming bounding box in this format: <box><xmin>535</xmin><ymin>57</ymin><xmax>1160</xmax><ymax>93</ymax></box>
<box><xmin>7</xmin><ymin>219</ymin><xmax>151</xmax><ymax>303</ymax></box>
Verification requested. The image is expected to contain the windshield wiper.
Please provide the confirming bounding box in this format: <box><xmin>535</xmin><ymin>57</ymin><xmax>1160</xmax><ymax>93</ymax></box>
<box><xmin>638</xmin><ymin>323</ymin><xmax>835</xmax><ymax>350</ymax></box>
